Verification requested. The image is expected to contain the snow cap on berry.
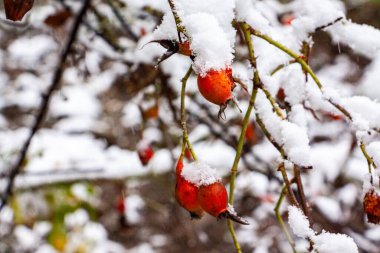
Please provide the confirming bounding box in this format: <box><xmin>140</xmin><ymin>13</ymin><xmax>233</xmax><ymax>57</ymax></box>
<box><xmin>181</xmin><ymin>161</ymin><xmax>220</xmax><ymax>187</ymax></box>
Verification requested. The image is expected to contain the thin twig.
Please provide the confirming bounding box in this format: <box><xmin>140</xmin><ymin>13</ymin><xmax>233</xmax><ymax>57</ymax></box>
<box><xmin>278</xmin><ymin>162</ymin><xmax>299</xmax><ymax>207</ymax></box>
<box><xmin>275</xmin><ymin>186</ymin><xmax>297</xmax><ymax>253</ymax></box>
<box><xmin>0</xmin><ymin>0</ymin><xmax>92</xmax><ymax>211</ymax></box>
<box><xmin>293</xmin><ymin>165</ymin><xmax>311</xmax><ymax>222</ymax></box>
<box><xmin>180</xmin><ymin>66</ymin><xmax>197</xmax><ymax>160</ymax></box>
<box><xmin>249</xmin><ymin>26</ymin><xmax>379</xmax><ymax>169</ymax></box>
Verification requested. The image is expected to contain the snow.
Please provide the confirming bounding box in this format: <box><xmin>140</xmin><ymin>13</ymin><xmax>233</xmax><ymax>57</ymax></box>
<box><xmin>336</xmin><ymin>184</ymin><xmax>358</xmax><ymax>207</ymax></box>
<box><xmin>152</xmin><ymin>13</ymin><xmax>178</xmax><ymax>41</ymax></box>
<box><xmin>65</xmin><ymin>209</ymin><xmax>90</xmax><ymax>228</ymax></box>
<box><xmin>288</xmin><ymin>206</ymin><xmax>359</xmax><ymax>252</ymax></box>
<box><xmin>312</xmin><ymin>231</ymin><xmax>358</xmax><ymax>253</ymax></box>
<box><xmin>281</xmin><ymin>121</ymin><xmax>311</xmax><ymax>167</ymax></box>
<box><xmin>236</xmin><ymin>0</ymin><xmax>272</xmax><ymax>35</ymax></box>
<box><xmin>181</xmin><ymin>13</ymin><xmax>234</xmax><ymax>75</ymax></box>
<box><xmin>125</xmin><ymin>194</ymin><xmax>144</xmax><ymax>224</ymax></box>
<box><xmin>255</xmin><ymin>91</ymin><xmax>311</xmax><ymax>167</ymax></box>
<box><xmin>328</xmin><ymin>21</ymin><xmax>380</xmax><ymax>59</ymax></box>
<box><xmin>359</xmin><ymin>53</ymin><xmax>380</xmax><ymax>99</ymax></box>
<box><xmin>7</xmin><ymin>35</ymin><xmax>58</xmax><ymax>69</ymax></box>
<box><xmin>181</xmin><ymin>161</ymin><xmax>220</xmax><ymax>187</ymax></box>
<box><xmin>341</xmin><ymin>96</ymin><xmax>380</xmax><ymax>132</ymax></box>
<box><xmin>366</xmin><ymin>142</ymin><xmax>380</xmax><ymax>167</ymax></box>
<box><xmin>50</xmin><ymin>85</ymin><xmax>101</xmax><ymax>118</ymax></box>
<box><xmin>281</xmin><ymin>66</ymin><xmax>307</xmax><ymax>106</ymax></box>
<box><xmin>122</xmin><ymin>103</ymin><xmax>143</xmax><ymax>128</ymax></box>
<box><xmin>314</xmin><ymin>196</ymin><xmax>342</xmax><ymax>223</ymax></box>
<box><xmin>287</xmin><ymin>206</ymin><xmax>315</xmax><ymax>238</ymax></box>
<box><xmin>291</xmin><ymin>0</ymin><xmax>345</xmax><ymax>41</ymax></box>
<box><xmin>149</xmin><ymin>149</ymin><xmax>173</xmax><ymax>173</ymax></box>
<box><xmin>152</xmin><ymin>0</ymin><xmax>236</xmax><ymax>74</ymax></box>
<box><xmin>174</xmin><ymin>0</ymin><xmax>236</xmax><ymax>44</ymax></box>
<box><xmin>1</xmin><ymin>0</ymin><xmax>380</xmax><ymax>251</ymax></box>
<box><xmin>14</xmin><ymin>225</ymin><xmax>39</xmax><ymax>249</ymax></box>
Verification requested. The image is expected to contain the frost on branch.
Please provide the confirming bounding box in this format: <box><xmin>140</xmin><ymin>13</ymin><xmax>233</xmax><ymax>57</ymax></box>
<box><xmin>255</xmin><ymin>91</ymin><xmax>311</xmax><ymax>167</ymax></box>
<box><xmin>288</xmin><ymin>206</ymin><xmax>358</xmax><ymax>253</ymax></box>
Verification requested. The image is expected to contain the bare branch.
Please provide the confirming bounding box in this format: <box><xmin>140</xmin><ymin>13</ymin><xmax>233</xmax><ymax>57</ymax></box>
<box><xmin>0</xmin><ymin>0</ymin><xmax>92</xmax><ymax>211</ymax></box>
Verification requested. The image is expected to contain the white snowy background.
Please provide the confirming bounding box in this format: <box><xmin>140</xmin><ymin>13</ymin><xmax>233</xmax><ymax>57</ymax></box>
<box><xmin>1</xmin><ymin>0</ymin><xmax>380</xmax><ymax>252</ymax></box>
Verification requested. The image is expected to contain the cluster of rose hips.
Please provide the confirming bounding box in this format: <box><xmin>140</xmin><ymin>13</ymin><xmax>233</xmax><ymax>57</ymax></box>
<box><xmin>175</xmin><ymin>155</ymin><xmax>248</xmax><ymax>224</ymax></box>
<box><xmin>148</xmin><ymin>38</ymin><xmax>247</xmax><ymax>224</ymax></box>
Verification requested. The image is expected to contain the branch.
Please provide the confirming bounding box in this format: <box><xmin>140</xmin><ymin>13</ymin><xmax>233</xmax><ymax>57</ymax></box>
<box><xmin>0</xmin><ymin>0</ymin><xmax>92</xmax><ymax>211</ymax></box>
<box><xmin>249</xmin><ymin>26</ymin><xmax>378</xmax><ymax>171</ymax></box>
<box><xmin>275</xmin><ymin>185</ymin><xmax>297</xmax><ymax>253</ymax></box>
<box><xmin>180</xmin><ymin>65</ymin><xmax>197</xmax><ymax>160</ymax></box>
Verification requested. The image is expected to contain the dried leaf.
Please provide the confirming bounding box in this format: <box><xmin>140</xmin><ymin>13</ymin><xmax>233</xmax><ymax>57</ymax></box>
<box><xmin>4</xmin><ymin>0</ymin><xmax>34</xmax><ymax>21</ymax></box>
<box><xmin>44</xmin><ymin>9</ymin><xmax>72</xmax><ymax>28</ymax></box>
<box><xmin>363</xmin><ymin>189</ymin><xmax>380</xmax><ymax>224</ymax></box>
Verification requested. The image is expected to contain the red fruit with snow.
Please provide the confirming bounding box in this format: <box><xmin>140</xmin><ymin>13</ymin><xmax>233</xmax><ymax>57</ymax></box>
<box><xmin>175</xmin><ymin>157</ymin><xmax>203</xmax><ymax>218</ymax></box>
<box><xmin>137</xmin><ymin>140</ymin><xmax>154</xmax><ymax>166</ymax></box>
<box><xmin>197</xmin><ymin>68</ymin><xmax>234</xmax><ymax>106</ymax></box>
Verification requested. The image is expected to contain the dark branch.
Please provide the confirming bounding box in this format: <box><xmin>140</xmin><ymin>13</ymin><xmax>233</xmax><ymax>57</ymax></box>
<box><xmin>0</xmin><ymin>0</ymin><xmax>92</xmax><ymax>211</ymax></box>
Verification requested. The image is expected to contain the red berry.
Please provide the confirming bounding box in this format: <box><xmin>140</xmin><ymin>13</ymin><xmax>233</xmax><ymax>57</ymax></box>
<box><xmin>197</xmin><ymin>68</ymin><xmax>234</xmax><ymax>106</ymax></box>
<box><xmin>281</xmin><ymin>13</ymin><xmax>295</xmax><ymax>26</ymax></box>
<box><xmin>137</xmin><ymin>141</ymin><xmax>154</xmax><ymax>166</ymax></box>
<box><xmin>276</xmin><ymin>87</ymin><xmax>286</xmax><ymax>102</ymax></box>
<box><xmin>245</xmin><ymin>122</ymin><xmax>256</xmax><ymax>145</ymax></box>
<box><xmin>198</xmin><ymin>182</ymin><xmax>249</xmax><ymax>225</ymax></box>
<box><xmin>198</xmin><ymin>182</ymin><xmax>228</xmax><ymax>217</ymax></box>
<box><xmin>142</xmin><ymin>103</ymin><xmax>159</xmax><ymax>120</ymax></box>
<box><xmin>175</xmin><ymin>155</ymin><xmax>184</xmax><ymax>177</ymax></box>
<box><xmin>175</xmin><ymin>157</ymin><xmax>203</xmax><ymax>218</ymax></box>
<box><xmin>184</xmin><ymin>148</ymin><xmax>193</xmax><ymax>161</ymax></box>
<box><xmin>116</xmin><ymin>196</ymin><xmax>125</xmax><ymax>215</ymax></box>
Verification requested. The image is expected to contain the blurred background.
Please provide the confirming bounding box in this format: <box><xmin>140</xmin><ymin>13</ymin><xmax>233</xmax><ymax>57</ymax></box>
<box><xmin>0</xmin><ymin>0</ymin><xmax>380</xmax><ymax>252</ymax></box>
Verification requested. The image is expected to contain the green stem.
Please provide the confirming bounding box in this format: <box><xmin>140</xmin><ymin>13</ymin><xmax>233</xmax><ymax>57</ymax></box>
<box><xmin>260</xmin><ymin>85</ymin><xmax>285</xmax><ymax>120</ymax></box>
<box><xmin>167</xmin><ymin>0</ymin><xmax>186</xmax><ymax>38</ymax></box>
<box><xmin>180</xmin><ymin>65</ymin><xmax>197</xmax><ymax>161</ymax></box>
<box><xmin>229</xmin><ymin>87</ymin><xmax>258</xmax><ymax>203</ymax></box>
<box><xmin>227</xmin><ymin>220</ymin><xmax>243</xmax><ymax>253</ymax></box>
<box><xmin>278</xmin><ymin>162</ymin><xmax>299</xmax><ymax>207</ymax></box>
<box><xmin>249</xmin><ymin>26</ymin><xmax>378</xmax><ymax>175</ymax></box>
<box><xmin>250</xmin><ymin>29</ymin><xmax>322</xmax><ymax>89</ymax></box>
<box><xmin>360</xmin><ymin>142</ymin><xmax>376</xmax><ymax>173</ymax></box>
<box><xmin>275</xmin><ymin>186</ymin><xmax>297</xmax><ymax>253</ymax></box>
